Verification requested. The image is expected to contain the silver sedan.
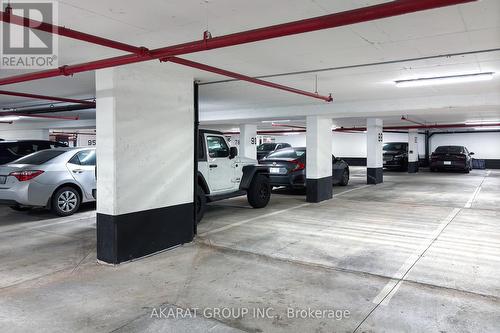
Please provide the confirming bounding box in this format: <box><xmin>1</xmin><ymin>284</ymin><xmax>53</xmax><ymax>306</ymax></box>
<box><xmin>0</xmin><ymin>147</ymin><xmax>96</xmax><ymax>216</ymax></box>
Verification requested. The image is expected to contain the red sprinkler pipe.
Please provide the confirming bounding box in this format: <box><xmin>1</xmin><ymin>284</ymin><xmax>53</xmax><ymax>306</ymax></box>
<box><xmin>0</xmin><ymin>6</ymin><xmax>145</xmax><ymax>55</ymax></box>
<box><xmin>271</xmin><ymin>124</ymin><xmax>307</xmax><ymax>129</ymax></box>
<box><xmin>0</xmin><ymin>90</ymin><xmax>95</xmax><ymax>106</ymax></box>
<box><xmin>401</xmin><ymin>116</ymin><xmax>425</xmax><ymax>126</ymax></box>
<box><xmin>0</xmin><ymin>0</ymin><xmax>475</xmax><ymax>86</ymax></box>
<box><xmin>0</xmin><ymin>113</ymin><xmax>79</xmax><ymax>120</ymax></box>
<box><xmin>165</xmin><ymin>57</ymin><xmax>332</xmax><ymax>102</ymax></box>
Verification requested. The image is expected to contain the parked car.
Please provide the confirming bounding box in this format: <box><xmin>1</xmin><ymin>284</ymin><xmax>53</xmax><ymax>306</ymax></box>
<box><xmin>0</xmin><ymin>147</ymin><xmax>96</xmax><ymax>216</ymax></box>
<box><xmin>0</xmin><ymin>140</ymin><xmax>67</xmax><ymax>165</ymax></box>
<box><xmin>196</xmin><ymin>130</ymin><xmax>271</xmax><ymax>223</ymax></box>
<box><xmin>383</xmin><ymin>142</ymin><xmax>409</xmax><ymax>171</ymax></box>
<box><xmin>430</xmin><ymin>145</ymin><xmax>474</xmax><ymax>173</ymax></box>
<box><xmin>259</xmin><ymin>147</ymin><xmax>349</xmax><ymax>189</ymax></box>
<box><xmin>257</xmin><ymin>142</ymin><xmax>292</xmax><ymax>160</ymax></box>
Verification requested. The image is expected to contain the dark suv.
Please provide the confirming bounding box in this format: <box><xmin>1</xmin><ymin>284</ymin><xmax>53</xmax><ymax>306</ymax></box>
<box><xmin>0</xmin><ymin>140</ymin><xmax>68</xmax><ymax>165</ymax></box>
<box><xmin>257</xmin><ymin>142</ymin><xmax>292</xmax><ymax>160</ymax></box>
<box><xmin>383</xmin><ymin>142</ymin><xmax>409</xmax><ymax>171</ymax></box>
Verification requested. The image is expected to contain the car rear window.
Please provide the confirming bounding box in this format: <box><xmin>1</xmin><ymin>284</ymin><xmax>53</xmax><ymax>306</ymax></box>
<box><xmin>383</xmin><ymin>143</ymin><xmax>407</xmax><ymax>151</ymax></box>
<box><xmin>267</xmin><ymin>149</ymin><xmax>305</xmax><ymax>159</ymax></box>
<box><xmin>12</xmin><ymin>150</ymin><xmax>66</xmax><ymax>165</ymax></box>
<box><xmin>257</xmin><ymin>143</ymin><xmax>277</xmax><ymax>151</ymax></box>
<box><xmin>435</xmin><ymin>146</ymin><xmax>463</xmax><ymax>154</ymax></box>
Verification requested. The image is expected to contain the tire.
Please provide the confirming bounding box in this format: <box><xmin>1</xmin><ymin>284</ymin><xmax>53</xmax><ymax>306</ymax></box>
<box><xmin>51</xmin><ymin>187</ymin><xmax>81</xmax><ymax>217</ymax></box>
<box><xmin>195</xmin><ymin>184</ymin><xmax>207</xmax><ymax>224</ymax></box>
<box><xmin>247</xmin><ymin>174</ymin><xmax>271</xmax><ymax>208</ymax></box>
<box><xmin>339</xmin><ymin>169</ymin><xmax>349</xmax><ymax>186</ymax></box>
<box><xmin>9</xmin><ymin>205</ymin><xmax>31</xmax><ymax>212</ymax></box>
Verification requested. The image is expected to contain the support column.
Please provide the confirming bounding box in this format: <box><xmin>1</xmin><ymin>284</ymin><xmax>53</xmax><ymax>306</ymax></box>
<box><xmin>408</xmin><ymin>129</ymin><xmax>419</xmax><ymax>173</ymax></box>
<box><xmin>367</xmin><ymin>118</ymin><xmax>383</xmax><ymax>184</ymax></box>
<box><xmin>306</xmin><ymin>116</ymin><xmax>333</xmax><ymax>203</ymax></box>
<box><xmin>239</xmin><ymin>124</ymin><xmax>257</xmax><ymax>160</ymax></box>
<box><xmin>96</xmin><ymin>62</ymin><xmax>195</xmax><ymax>264</ymax></box>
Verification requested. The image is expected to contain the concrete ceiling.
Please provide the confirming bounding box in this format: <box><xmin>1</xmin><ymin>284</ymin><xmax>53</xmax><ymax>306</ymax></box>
<box><xmin>0</xmin><ymin>0</ymin><xmax>499</xmax><ymax>128</ymax></box>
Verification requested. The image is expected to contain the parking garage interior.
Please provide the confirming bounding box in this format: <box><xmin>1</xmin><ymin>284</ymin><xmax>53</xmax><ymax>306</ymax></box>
<box><xmin>0</xmin><ymin>0</ymin><xmax>500</xmax><ymax>332</ymax></box>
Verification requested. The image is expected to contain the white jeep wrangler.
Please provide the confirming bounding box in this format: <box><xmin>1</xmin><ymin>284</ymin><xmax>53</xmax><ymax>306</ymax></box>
<box><xmin>196</xmin><ymin>130</ymin><xmax>271</xmax><ymax>223</ymax></box>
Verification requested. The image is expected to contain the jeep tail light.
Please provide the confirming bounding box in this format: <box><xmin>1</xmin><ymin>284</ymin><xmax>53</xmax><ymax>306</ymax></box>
<box><xmin>291</xmin><ymin>159</ymin><xmax>305</xmax><ymax>172</ymax></box>
<box><xmin>9</xmin><ymin>170</ymin><xmax>44</xmax><ymax>182</ymax></box>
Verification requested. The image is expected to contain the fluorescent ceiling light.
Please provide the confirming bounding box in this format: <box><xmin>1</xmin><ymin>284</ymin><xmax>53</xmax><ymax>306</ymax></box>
<box><xmin>465</xmin><ymin>120</ymin><xmax>500</xmax><ymax>126</ymax></box>
<box><xmin>395</xmin><ymin>72</ymin><xmax>494</xmax><ymax>88</ymax></box>
<box><xmin>0</xmin><ymin>116</ymin><xmax>20</xmax><ymax>121</ymax></box>
<box><xmin>262</xmin><ymin>120</ymin><xmax>290</xmax><ymax>123</ymax></box>
<box><xmin>474</xmin><ymin>126</ymin><xmax>500</xmax><ymax>131</ymax></box>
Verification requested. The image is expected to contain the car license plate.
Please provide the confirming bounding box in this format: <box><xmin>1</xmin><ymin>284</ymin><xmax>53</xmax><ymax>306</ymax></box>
<box><xmin>444</xmin><ymin>161</ymin><xmax>452</xmax><ymax>165</ymax></box>
<box><xmin>270</xmin><ymin>167</ymin><xmax>281</xmax><ymax>174</ymax></box>
<box><xmin>0</xmin><ymin>176</ymin><xmax>6</xmax><ymax>184</ymax></box>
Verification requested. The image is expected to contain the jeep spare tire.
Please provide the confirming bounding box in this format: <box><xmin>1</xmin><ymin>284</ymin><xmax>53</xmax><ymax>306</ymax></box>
<box><xmin>247</xmin><ymin>174</ymin><xmax>271</xmax><ymax>208</ymax></box>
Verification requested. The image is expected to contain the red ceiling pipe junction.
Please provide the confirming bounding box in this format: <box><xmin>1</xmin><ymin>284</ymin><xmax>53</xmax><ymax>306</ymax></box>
<box><xmin>0</xmin><ymin>0</ymin><xmax>476</xmax><ymax>87</ymax></box>
<box><xmin>165</xmin><ymin>57</ymin><xmax>332</xmax><ymax>102</ymax></box>
<box><xmin>0</xmin><ymin>90</ymin><xmax>95</xmax><ymax>106</ymax></box>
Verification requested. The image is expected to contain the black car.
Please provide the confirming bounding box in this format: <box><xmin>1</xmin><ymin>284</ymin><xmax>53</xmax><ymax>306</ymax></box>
<box><xmin>260</xmin><ymin>147</ymin><xmax>349</xmax><ymax>189</ymax></box>
<box><xmin>257</xmin><ymin>142</ymin><xmax>291</xmax><ymax>161</ymax></box>
<box><xmin>383</xmin><ymin>142</ymin><xmax>409</xmax><ymax>171</ymax></box>
<box><xmin>0</xmin><ymin>140</ymin><xmax>67</xmax><ymax>165</ymax></box>
<box><xmin>430</xmin><ymin>145</ymin><xmax>474</xmax><ymax>173</ymax></box>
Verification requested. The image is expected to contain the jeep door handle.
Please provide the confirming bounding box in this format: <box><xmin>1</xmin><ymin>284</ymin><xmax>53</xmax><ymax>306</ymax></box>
<box><xmin>209</xmin><ymin>164</ymin><xmax>218</xmax><ymax>168</ymax></box>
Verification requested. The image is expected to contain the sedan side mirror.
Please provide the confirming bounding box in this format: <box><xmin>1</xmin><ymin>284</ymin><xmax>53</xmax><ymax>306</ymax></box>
<box><xmin>229</xmin><ymin>147</ymin><xmax>238</xmax><ymax>159</ymax></box>
<box><xmin>469</xmin><ymin>152</ymin><xmax>475</xmax><ymax>156</ymax></box>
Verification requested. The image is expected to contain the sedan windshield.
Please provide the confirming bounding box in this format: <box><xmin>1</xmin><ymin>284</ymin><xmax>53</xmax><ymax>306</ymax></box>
<box><xmin>257</xmin><ymin>143</ymin><xmax>277</xmax><ymax>151</ymax></box>
<box><xmin>12</xmin><ymin>150</ymin><xmax>66</xmax><ymax>165</ymax></box>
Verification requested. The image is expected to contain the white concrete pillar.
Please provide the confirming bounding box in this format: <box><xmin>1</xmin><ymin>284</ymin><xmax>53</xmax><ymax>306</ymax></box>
<box><xmin>239</xmin><ymin>124</ymin><xmax>257</xmax><ymax>160</ymax></box>
<box><xmin>306</xmin><ymin>115</ymin><xmax>333</xmax><ymax>203</ymax></box>
<box><xmin>95</xmin><ymin>62</ymin><xmax>194</xmax><ymax>264</ymax></box>
<box><xmin>367</xmin><ymin>118</ymin><xmax>383</xmax><ymax>184</ymax></box>
<box><xmin>408</xmin><ymin>129</ymin><xmax>419</xmax><ymax>173</ymax></box>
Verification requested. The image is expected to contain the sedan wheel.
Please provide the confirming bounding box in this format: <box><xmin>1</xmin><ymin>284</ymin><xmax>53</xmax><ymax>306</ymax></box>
<box><xmin>52</xmin><ymin>187</ymin><xmax>81</xmax><ymax>216</ymax></box>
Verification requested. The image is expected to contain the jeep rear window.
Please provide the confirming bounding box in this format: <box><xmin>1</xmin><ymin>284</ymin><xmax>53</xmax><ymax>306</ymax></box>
<box><xmin>12</xmin><ymin>150</ymin><xmax>66</xmax><ymax>165</ymax></box>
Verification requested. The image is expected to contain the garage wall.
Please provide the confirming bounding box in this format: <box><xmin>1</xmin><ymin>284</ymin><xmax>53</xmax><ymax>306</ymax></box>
<box><xmin>430</xmin><ymin>132</ymin><xmax>500</xmax><ymax>159</ymax></box>
<box><xmin>255</xmin><ymin>131</ymin><xmax>426</xmax><ymax>158</ymax></box>
<box><xmin>0</xmin><ymin>129</ymin><xmax>49</xmax><ymax>140</ymax></box>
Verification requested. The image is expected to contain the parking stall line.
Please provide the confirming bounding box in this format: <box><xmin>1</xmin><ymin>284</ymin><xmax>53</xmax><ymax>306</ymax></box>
<box><xmin>371</xmin><ymin>207</ymin><xmax>461</xmax><ymax>306</ymax></box>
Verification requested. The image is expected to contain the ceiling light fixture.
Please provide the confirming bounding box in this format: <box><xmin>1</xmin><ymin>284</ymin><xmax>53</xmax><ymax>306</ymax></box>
<box><xmin>474</xmin><ymin>126</ymin><xmax>500</xmax><ymax>131</ymax></box>
<box><xmin>262</xmin><ymin>120</ymin><xmax>291</xmax><ymax>123</ymax></box>
<box><xmin>0</xmin><ymin>116</ymin><xmax>20</xmax><ymax>122</ymax></box>
<box><xmin>465</xmin><ymin>120</ymin><xmax>500</xmax><ymax>126</ymax></box>
<box><xmin>395</xmin><ymin>72</ymin><xmax>494</xmax><ymax>88</ymax></box>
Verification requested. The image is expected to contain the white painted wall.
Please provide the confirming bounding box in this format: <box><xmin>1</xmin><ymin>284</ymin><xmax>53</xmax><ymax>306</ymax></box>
<box><xmin>0</xmin><ymin>129</ymin><xmax>49</xmax><ymax>140</ymax></box>
<box><xmin>251</xmin><ymin>131</ymin><xmax>426</xmax><ymax>158</ymax></box>
<box><xmin>430</xmin><ymin>132</ymin><xmax>500</xmax><ymax>159</ymax></box>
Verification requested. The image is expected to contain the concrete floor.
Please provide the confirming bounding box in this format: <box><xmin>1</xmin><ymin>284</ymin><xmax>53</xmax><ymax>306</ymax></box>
<box><xmin>0</xmin><ymin>167</ymin><xmax>499</xmax><ymax>332</ymax></box>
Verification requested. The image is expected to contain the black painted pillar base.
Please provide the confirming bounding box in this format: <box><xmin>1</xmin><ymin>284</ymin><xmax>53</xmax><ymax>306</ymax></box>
<box><xmin>367</xmin><ymin>167</ymin><xmax>383</xmax><ymax>184</ymax></box>
<box><xmin>306</xmin><ymin>176</ymin><xmax>333</xmax><ymax>203</ymax></box>
<box><xmin>408</xmin><ymin>161</ymin><xmax>419</xmax><ymax>173</ymax></box>
<box><xmin>97</xmin><ymin>203</ymin><xmax>194</xmax><ymax>264</ymax></box>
